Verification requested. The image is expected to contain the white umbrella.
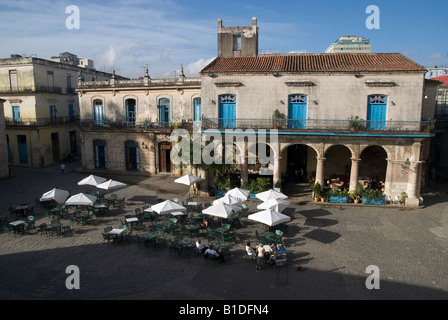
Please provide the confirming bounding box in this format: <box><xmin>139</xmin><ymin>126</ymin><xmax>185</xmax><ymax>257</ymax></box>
<box><xmin>96</xmin><ymin>179</ymin><xmax>127</xmax><ymax>190</ymax></box>
<box><xmin>78</xmin><ymin>174</ymin><xmax>107</xmax><ymax>186</ymax></box>
<box><xmin>40</xmin><ymin>188</ymin><xmax>70</xmax><ymax>204</ymax></box>
<box><xmin>248</xmin><ymin>208</ymin><xmax>291</xmax><ymax>227</ymax></box>
<box><xmin>226</xmin><ymin>187</ymin><xmax>250</xmax><ymax>202</ymax></box>
<box><xmin>151</xmin><ymin>200</ymin><xmax>187</xmax><ymax>215</ymax></box>
<box><xmin>256</xmin><ymin>198</ymin><xmax>291</xmax><ymax>212</ymax></box>
<box><xmin>174</xmin><ymin>173</ymin><xmax>202</xmax><ymax>186</ymax></box>
<box><xmin>213</xmin><ymin>193</ymin><xmax>244</xmax><ymax>206</ymax></box>
<box><xmin>65</xmin><ymin>193</ymin><xmax>97</xmax><ymax>206</ymax></box>
<box><xmin>255</xmin><ymin>189</ymin><xmax>288</xmax><ymax>202</ymax></box>
<box><xmin>175</xmin><ymin>173</ymin><xmax>203</xmax><ymax>196</ymax></box>
<box><xmin>202</xmin><ymin>202</ymin><xmax>238</xmax><ymax>219</ymax></box>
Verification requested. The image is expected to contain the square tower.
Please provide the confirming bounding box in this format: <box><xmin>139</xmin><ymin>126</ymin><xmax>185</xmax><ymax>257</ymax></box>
<box><xmin>217</xmin><ymin>17</ymin><xmax>258</xmax><ymax>58</ymax></box>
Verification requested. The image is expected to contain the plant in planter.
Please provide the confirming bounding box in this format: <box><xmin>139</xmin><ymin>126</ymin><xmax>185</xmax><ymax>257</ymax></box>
<box><xmin>328</xmin><ymin>188</ymin><xmax>349</xmax><ymax>203</ymax></box>
<box><xmin>362</xmin><ymin>189</ymin><xmax>385</xmax><ymax>205</ymax></box>
<box><xmin>400</xmin><ymin>192</ymin><xmax>408</xmax><ymax>205</ymax></box>
<box><xmin>350</xmin><ymin>116</ymin><xmax>362</xmax><ymax>131</ymax></box>
<box><xmin>312</xmin><ymin>182</ymin><xmax>322</xmax><ymax>202</ymax></box>
<box><xmin>273</xmin><ymin>109</ymin><xmax>282</xmax><ymax>129</ymax></box>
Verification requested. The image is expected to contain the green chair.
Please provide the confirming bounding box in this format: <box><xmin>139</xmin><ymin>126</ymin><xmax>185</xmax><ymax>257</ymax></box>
<box><xmin>62</xmin><ymin>220</ymin><xmax>73</xmax><ymax>235</ymax></box>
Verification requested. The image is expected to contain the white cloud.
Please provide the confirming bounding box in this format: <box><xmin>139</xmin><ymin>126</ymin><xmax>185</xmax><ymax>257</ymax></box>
<box><xmin>184</xmin><ymin>57</ymin><xmax>216</xmax><ymax>77</ymax></box>
<box><xmin>288</xmin><ymin>50</ymin><xmax>308</xmax><ymax>54</ymax></box>
<box><xmin>428</xmin><ymin>52</ymin><xmax>444</xmax><ymax>59</ymax></box>
<box><xmin>97</xmin><ymin>42</ymin><xmax>141</xmax><ymax>71</ymax></box>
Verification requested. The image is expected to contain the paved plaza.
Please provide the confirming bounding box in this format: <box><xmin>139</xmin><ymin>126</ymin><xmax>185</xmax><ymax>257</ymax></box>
<box><xmin>0</xmin><ymin>162</ymin><xmax>447</xmax><ymax>301</ymax></box>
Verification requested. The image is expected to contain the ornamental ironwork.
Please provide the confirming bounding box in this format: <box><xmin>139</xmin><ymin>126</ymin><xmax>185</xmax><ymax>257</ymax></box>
<box><xmin>290</xmin><ymin>94</ymin><xmax>307</xmax><ymax>103</ymax></box>
<box><xmin>220</xmin><ymin>95</ymin><xmax>236</xmax><ymax>103</ymax></box>
<box><xmin>368</xmin><ymin>95</ymin><xmax>387</xmax><ymax>104</ymax></box>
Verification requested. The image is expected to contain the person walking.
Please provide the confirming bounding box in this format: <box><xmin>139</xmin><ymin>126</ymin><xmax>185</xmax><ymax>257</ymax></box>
<box><xmin>61</xmin><ymin>163</ymin><xmax>66</xmax><ymax>175</ymax></box>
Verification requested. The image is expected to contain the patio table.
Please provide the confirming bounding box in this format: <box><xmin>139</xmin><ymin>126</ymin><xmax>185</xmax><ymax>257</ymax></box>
<box><xmin>108</xmin><ymin>228</ymin><xmax>125</xmax><ymax>235</ymax></box>
<box><xmin>143</xmin><ymin>232</ymin><xmax>158</xmax><ymax>240</ymax></box>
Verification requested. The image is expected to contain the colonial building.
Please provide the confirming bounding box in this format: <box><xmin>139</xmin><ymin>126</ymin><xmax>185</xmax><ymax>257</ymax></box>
<box><xmin>200</xmin><ymin>18</ymin><xmax>437</xmax><ymax>206</ymax></box>
<box><xmin>77</xmin><ymin>67</ymin><xmax>201</xmax><ymax>175</ymax></box>
<box><xmin>0</xmin><ymin>53</ymin><xmax>121</xmax><ymax>167</ymax></box>
<box><xmin>0</xmin><ymin>98</ymin><xmax>9</xmax><ymax>177</ymax></box>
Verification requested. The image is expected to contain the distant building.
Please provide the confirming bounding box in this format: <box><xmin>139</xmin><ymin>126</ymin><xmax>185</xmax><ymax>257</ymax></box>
<box><xmin>0</xmin><ymin>53</ymin><xmax>124</xmax><ymax>167</ymax></box>
<box><xmin>325</xmin><ymin>35</ymin><xmax>371</xmax><ymax>53</ymax></box>
<box><xmin>425</xmin><ymin>67</ymin><xmax>448</xmax><ymax>80</ymax></box>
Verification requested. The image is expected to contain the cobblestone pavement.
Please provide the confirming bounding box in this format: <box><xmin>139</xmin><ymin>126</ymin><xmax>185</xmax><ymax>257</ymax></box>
<box><xmin>0</xmin><ymin>162</ymin><xmax>447</xmax><ymax>301</ymax></box>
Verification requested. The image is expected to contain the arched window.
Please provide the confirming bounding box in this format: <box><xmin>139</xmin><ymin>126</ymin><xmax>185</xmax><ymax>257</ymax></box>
<box><xmin>159</xmin><ymin>98</ymin><xmax>170</xmax><ymax>125</ymax></box>
<box><xmin>93</xmin><ymin>139</ymin><xmax>106</xmax><ymax>168</ymax></box>
<box><xmin>125</xmin><ymin>140</ymin><xmax>139</xmax><ymax>170</ymax></box>
<box><xmin>288</xmin><ymin>94</ymin><xmax>307</xmax><ymax>129</ymax></box>
<box><xmin>125</xmin><ymin>98</ymin><xmax>136</xmax><ymax>125</ymax></box>
<box><xmin>93</xmin><ymin>99</ymin><xmax>103</xmax><ymax>125</ymax></box>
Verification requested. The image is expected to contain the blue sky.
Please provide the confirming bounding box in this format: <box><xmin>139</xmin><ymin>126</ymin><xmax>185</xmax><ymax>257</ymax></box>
<box><xmin>1</xmin><ymin>0</ymin><xmax>447</xmax><ymax>78</ymax></box>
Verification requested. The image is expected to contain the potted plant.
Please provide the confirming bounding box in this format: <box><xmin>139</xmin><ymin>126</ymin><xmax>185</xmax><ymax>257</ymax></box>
<box><xmin>400</xmin><ymin>192</ymin><xmax>408</xmax><ymax>205</ymax></box>
<box><xmin>362</xmin><ymin>189</ymin><xmax>385</xmax><ymax>205</ymax></box>
<box><xmin>273</xmin><ymin>109</ymin><xmax>282</xmax><ymax>129</ymax></box>
<box><xmin>350</xmin><ymin>116</ymin><xmax>362</xmax><ymax>131</ymax></box>
<box><xmin>313</xmin><ymin>182</ymin><xmax>322</xmax><ymax>202</ymax></box>
<box><xmin>328</xmin><ymin>188</ymin><xmax>349</xmax><ymax>203</ymax></box>
<box><xmin>320</xmin><ymin>190</ymin><xmax>327</xmax><ymax>202</ymax></box>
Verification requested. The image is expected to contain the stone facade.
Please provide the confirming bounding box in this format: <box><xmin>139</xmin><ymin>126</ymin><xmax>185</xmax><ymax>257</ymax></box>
<box><xmin>198</xmin><ymin>18</ymin><xmax>437</xmax><ymax>206</ymax></box>
<box><xmin>0</xmin><ymin>54</ymin><xmax>119</xmax><ymax>167</ymax></box>
<box><xmin>77</xmin><ymin>69</ymin><xmax>201</xmax><ymax>176</ymax></box>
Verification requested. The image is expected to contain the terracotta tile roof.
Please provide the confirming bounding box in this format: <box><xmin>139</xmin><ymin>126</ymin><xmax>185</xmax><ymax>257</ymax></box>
<box><xmin>432</xmin><ymin>75</ymin><xmax>448</xmax><ymax>86</ymax></box>
<box><xmin>201</xmin><ymin>53</ymin><xmax>427</xmax><ymax>73</ymax></box>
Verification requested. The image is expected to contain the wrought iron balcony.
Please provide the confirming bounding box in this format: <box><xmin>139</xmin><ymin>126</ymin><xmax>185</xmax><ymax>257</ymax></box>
<box><xmin>201</xmin><ymin>118</ymin><xmax>435</xmax><ymax>134</ymax></box>
<box><xmin>5</xmin><ymin>116</ymin><xmax>80</xmax><ymax>127</ymax></box>
<box><xmin>78</xmin><ymin>119</ymin><xmax>193</xmax><ymax>131</ymax></box>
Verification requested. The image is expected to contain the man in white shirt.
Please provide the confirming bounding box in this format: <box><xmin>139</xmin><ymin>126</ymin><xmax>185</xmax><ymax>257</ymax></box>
<box><xmin>196</xmin><ymin>239</ymin><xmax>207</xmax><ymax>253</ymax></box>
<box><xmin>205</xmin><ymin>245</ymin><xmax>225</xmax><ymax>262</ymax></box>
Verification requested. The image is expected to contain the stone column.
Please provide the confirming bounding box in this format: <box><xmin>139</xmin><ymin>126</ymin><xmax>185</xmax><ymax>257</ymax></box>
<box><xmin>406</xmin><ymin>161</ymin><xmax>422</xmax><ymax>206</ymax></box>
<box><xmin>273</xmin><ymin>156</ymin><xmax>282</xmax><ymax>184</ymax></box>
<box><xmin>349</xmin><ymin>158</ymin><xmax>361</xmax><ymax>191</ymax></box>
<box><xmin>240</xmin><ymin>154</ymin><xmax>248</xmax><ymax>185</ymax></box>
<box><xmin>384</xmin><ymin>159</ymin><xmax>393</xmax><ymax>195</ymax></box>
<box><xmin>315</xmin><ymin>157</ymin><xmax>326</xmax><ymax>188</ymax></box>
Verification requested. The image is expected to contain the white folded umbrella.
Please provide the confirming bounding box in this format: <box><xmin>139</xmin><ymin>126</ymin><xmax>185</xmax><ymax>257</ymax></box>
<box><xmin>248</xmin><ymin>208</ymin><xmax>291</xmax><ymax>227</ymax></box>
<box><xmin>40</xmin><ymin>188</ymin><xmax>70</xmax><ymax>204</ymax></box>
<box><xmin>78</xmin><ymin>174</ymin><xmax>107</xmax><ymax>186</ymax></box>
<box><xmin>256</xmin><ymin>198</ymin><xmax>291</xmax><ymax>212</ymax></box>
<box><xmin>65</xmin><ymin>193</ymin><xmax>97</xmax><ymax>206</ymax></box>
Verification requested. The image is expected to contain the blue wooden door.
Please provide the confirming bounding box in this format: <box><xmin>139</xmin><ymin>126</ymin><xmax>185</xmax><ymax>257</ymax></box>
<box><xmin>12</xmin><ymin>106</ymin><xmax>20</xmax><ymax>122</ymax></box>
<box><xmin>288</xmin><ymin>94</ymin><xmax>307</xmax><ymax>129</ymax></box>
<box><xmin>68</xmin><ymin>104</ymin><xmax>74</xmax><ymax>120</ymax></box>
<box><xmin>219</xmin><ymin>95</ymin><xmax>236</xmax><ymax>128</ymax></box>
<box><xmin>49</xmin><ymin>105</ymin><xmax>57</xmax><ymax>123</ymax></box>
<box><xmin>193</xmin><ymin>97</ymin><xmax>201</xmax><ymax>122</ymax></box>
<box><xmin>125</xmin><ymin>141</ymin><xmax>139</xmax><ymax>170</ymax></box>
<box><xmin>367</xmin><ymin>95</ymin><xmax>387</xmax><ymax>130</ymax></box>
<box><xmin>17</xmin><ymin>135</ymin><xmax>28</xmax><ymax>164</ymax></box>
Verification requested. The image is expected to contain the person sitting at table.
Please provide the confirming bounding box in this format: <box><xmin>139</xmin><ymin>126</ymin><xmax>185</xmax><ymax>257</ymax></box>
<box><xmin>245</xmin><ymin>242</ymin><xmax>256</xmax><ymax>259</ymax></box>
<box><xmin>204</xmin><ymin>245</ymin><xmax>225</xmax><ymax>262</ymax></box>
<box><xmin>196</xmin><ymin>239</ymin><xmax>208</xmax><ymax>253</ymax></box>
<box><xmin>200</xmin><ymin>219</ymin><xmax>209</xmax><ymax>229</ymax></box>
<box><xmin>270</xmin><ymin>241</ymin><xmax>280</xmax><ymax>252</ymax></box>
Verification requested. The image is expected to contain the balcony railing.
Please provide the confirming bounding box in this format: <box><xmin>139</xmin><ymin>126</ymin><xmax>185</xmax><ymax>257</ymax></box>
<box><xmin>78</xmin><ymin>120</ymin><xmax>193</xmax><ymax>130</ymax></box>
<box><xmin>202</xmin><ymin>118</ymin><xmax>435</xmax><ymax>133</ymax></box>
<box><xmin>5</xmin><ymin>116</ymin><xmax>80</xmax><ymax>126</ymax></box>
